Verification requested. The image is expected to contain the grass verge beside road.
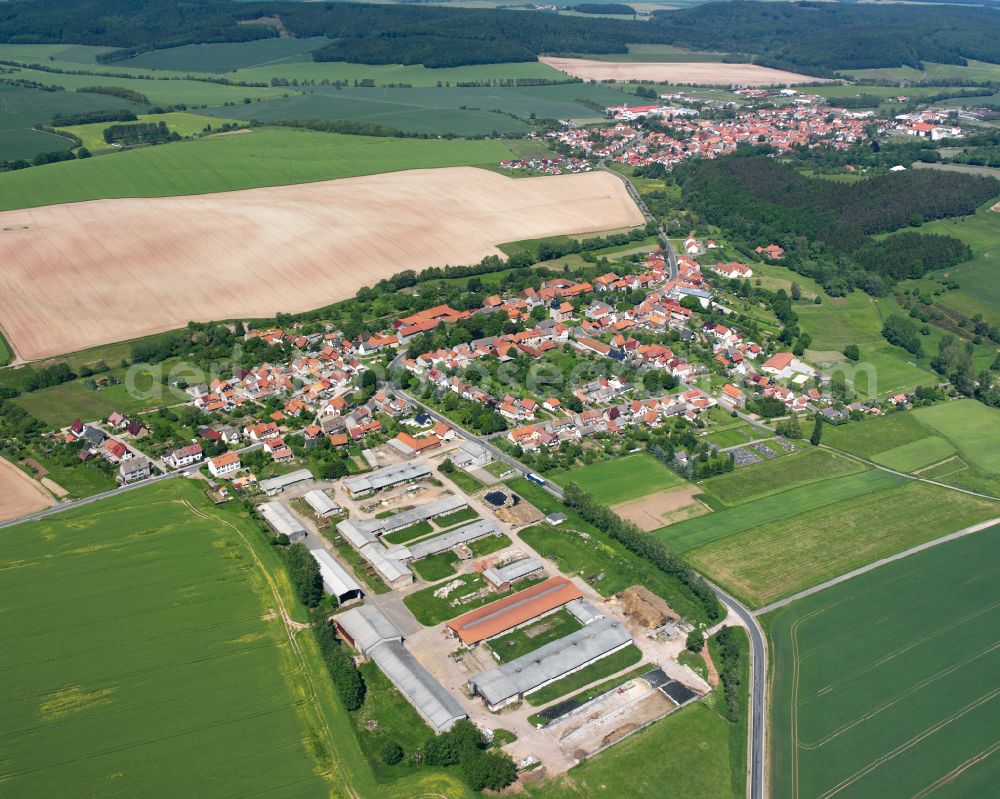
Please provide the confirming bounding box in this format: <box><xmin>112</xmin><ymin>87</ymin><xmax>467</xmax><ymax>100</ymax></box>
<box><xmin>687</xmin><ymin>480</ymin><xmax>999</xmax><ymax>607</ymax></box>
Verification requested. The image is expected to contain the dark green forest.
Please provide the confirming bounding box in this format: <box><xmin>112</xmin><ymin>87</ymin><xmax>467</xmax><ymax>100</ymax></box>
<box><xmin>2</xmin><ymin>1</ymin><xmax>1000</xmax><ymax>73</ymax></box>
<box><xmin>676</xmin><ymin>151</ymin><xmax>997</xmax><ymax>295</ymax></box>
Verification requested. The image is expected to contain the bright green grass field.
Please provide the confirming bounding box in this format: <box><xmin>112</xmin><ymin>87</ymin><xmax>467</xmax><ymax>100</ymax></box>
<box><xmin>525</xmin><ymin>703</ymin><xmax>743</xmax><ymax>799</ymax></box>
<box><xmin>871</xmin><ymin>435</ymin><xmax>955</xmax><ymax>472</ymax></box>
<box><xmin>60</xmin><ymin>110</ymin><xmax>246</xmax><ymax>153</ymax></box>
<box><xmin>656</xmin><ymin>468</ymin><xmax>904</xmax><ymax>553</ymax></box>
<box><xmin>765</xmin><ymin>523</ymin><xmax>1000</xmax><ymax>799</ymax></box>
<box><xmin>919</xmin><ymin>203</ymin><xmax>1000</xmax><ymax>327</ymax></box>
<box><xmin>550</xmin><ymin>451</ymin><xmax>686</xmax><ymax>504</ymax></box>
<box><xmin>824</xmin><ymin>401</ymin><xmax>1000</xmax><ymax>476</ymax></box>
<box><xmin>821</xmin><ymin>411</ymin><xmax>931</xmax><ymax>459</ymax></box>
<box><xmin>699</xmin><ymin>448</ymin><xmax>866</xmax><ymax>506</ymax></box>
<box><xmin>914</xmin><ymin>400</ymin><xmax>1000</xmax><ymax>474</ymax></box>
<box><xmin>0</xmin><ymin>127</ymin><xmax>514</xmax><ymax>211</ymax></box>
<box><xmin>12</xmin><ymin>367</ymin><xmax>191</xmax><ymax>429</ymax></box>
<box><xmin>0</xmin><ymin>480</ymin><xmax>330</xmax><ymax>797</ymax></box>
<box><xmin>687</xmin><ymin>480</ymin><xmax>999</xmax><ymax>608</ymax></box>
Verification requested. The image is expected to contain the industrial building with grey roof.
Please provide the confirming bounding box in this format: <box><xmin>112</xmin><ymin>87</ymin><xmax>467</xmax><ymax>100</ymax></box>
<box><xmin>257</xmin><ymin>502</ymin><xmax>306</xmax><ymax>542</ymax></box>
<box><xmin>342</xmin><ymin>461</ymin><xmax>431</xmax><ymax>497</ymax></box>
<box><xmin>334</xmin><ymin>604</ymin><xmax>466</xmax><ymax>733</ymax></box>
<box><xmin>309</xmin><ymin>549</ymin><xmax>363</xmax><ymax>605</ymax></box>
<box><xmin>468</xmin><ymin>617</ymin><xmax>634</xmax><ymax>711</ymax></box>
<box><xmin>337</xmin><ymin>495</ymin><xmax>467</xmax><ymax>541</ymax></box>
<box><xmin>404</xmin><ymin>518</ymin><xmax>502</xmax><ymax>561</ymax></box>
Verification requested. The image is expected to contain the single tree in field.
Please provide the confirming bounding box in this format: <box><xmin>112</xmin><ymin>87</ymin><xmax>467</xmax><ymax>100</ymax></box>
<box><xmin>810</xmin><ymin>415</ymin><xmax>823</xmax><ymax>446</ymax></box>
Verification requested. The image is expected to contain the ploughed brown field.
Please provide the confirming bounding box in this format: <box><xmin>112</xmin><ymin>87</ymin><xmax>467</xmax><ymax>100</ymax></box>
<box><xmin>0</xmin><ymin>457</ymin><xmax>53</xmax><ymax>523</ymax></box>
<box><xmin>539</xmin><ymin>56</ymin><xmax>830</xmax><ymax>86</ymax></box>
<box><xmin>0</xmin><ymin>167</ymin><xmax>643</xmax><ymax>360</ymax></box>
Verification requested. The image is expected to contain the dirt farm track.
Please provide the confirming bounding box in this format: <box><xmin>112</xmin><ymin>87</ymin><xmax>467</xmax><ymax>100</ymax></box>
<box><xmin>0</xmin><ymin>168</ymin><xmax>643</xmax><ymax>360</ymax></box>
<box><xmin>540</xmin><ymin>57</ymin><xmax>829</xmax><ymax>86</ymax></box>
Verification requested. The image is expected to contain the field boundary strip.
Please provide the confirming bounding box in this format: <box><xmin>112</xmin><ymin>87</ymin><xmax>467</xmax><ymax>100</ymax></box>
<box><xmin>176</xmin><ymin>497</ymin><xmax>356</xmax><ymax>797</ymax></box>
<box><xmin>755</xmin><ymin>516</ymin><xmax>1000</xmax><ymax>615</ymax></box>
<box><xmin>819</xmin><ymin>444</ymin><xmax>1000</xmax><ymax>502</ymax></box>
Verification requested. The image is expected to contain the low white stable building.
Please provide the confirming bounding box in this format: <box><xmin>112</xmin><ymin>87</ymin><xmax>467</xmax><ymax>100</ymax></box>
<box><xmin>257</xmin><ymin>502</ymin><xmax>306</xmax><ymax>543</ymax></box>
<box><xmin>310</xmin><ymin>548</ymin><xmax>362</xmax><ymax>604</ymax></box>
<box><xmin>304</xmin><ymin>489</ymin><xmax>342</xmax><ymax>518</ymax></box>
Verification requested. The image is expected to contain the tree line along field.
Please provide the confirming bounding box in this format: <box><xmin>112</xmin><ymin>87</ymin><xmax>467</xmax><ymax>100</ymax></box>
<box><xmin>764</xmin><ymin>523</ymin><xmax>1000</xmax><ymax>799</ymax></box>
<box><xmin>0</xmin><ymin>82</ymin><xmax>148</xmax><ymax>162</ymax></box>
<box><xmin>0</xmin><ymin>128</ymin><xmax>514</xmax><ymax>211</ymax></box>
<box><xmin>0</xmin><ymin>479</ymin><xmax>476</xmax><ymax>799</ymax></box>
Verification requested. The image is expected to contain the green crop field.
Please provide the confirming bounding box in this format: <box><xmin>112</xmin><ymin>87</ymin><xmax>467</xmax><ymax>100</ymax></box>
<box><xmin>687</xmin><ymin>480</ymin><xmax>999</xmax><ymax>607</ymax></box>
<box><xmin>0</xmin><ymin>82</ymin><xmax>146</xmax><ymax>161</ymax></box>
<box><xmin>656</xmin><ymin>469</ymin><xmax>904</xmax><ymax>553</ymax></box>
<box><xmin>0</xmin><ymin>127</ymin><xmax>514</xmax><ymax>211</ymax></box>
<box><xmin>0</xmin><ymin>43</ymin><xmax>113</xmax><ymax>63</ymax></box>
<box><xmin>201</xmin><ymin>82</ymin><xmax>632</xmax><ymax>136</ymax></box>
<box><xmin>230</xmin><ymin>59</ymin><xmax>568</xmax><ymax>88</ymax></box>
<box><xmin>116</xmin><ymin>38</ymin><xmax>332</xmax><ymax>73</ymax></box>
<box><xmin>699</xmin><ymin>448</ymin><xmax>866</xmax><ymax>506</ymax></box>
<box><xmin>765</xmin><ymin>523</ymin><xmax>1000</xmax><ymax>799</ymax></box>
<box><xmin>550</xmin><ymin>452</ymin><xmax>686</xmax><ymax>504</ymax></box>
<box><xmin>204</xmin><ymin>92</ymin><xmax>530</xmax><ymax>136</ymax></box>
<box><xmin>2</xmin><ymin>64</ymin><xmax>285</xmax><ymax>106</ymax></box>
<box><xmin>527</xmin><ymin>699</ymin><xmax>744</xmax><ymax>799</ymax></box>
<box><xmin>844</xmin><ymin>59</ymin><xmax>1000</xmax><ymax>83</ymax></box>
<box><xmin>0</xmin><ymin>478</ymin><xmax>476</xmax><ymax>798</ymax></box>
<box><xmin>0</xmin><ymin>480</ymin><xmax>332</xmax><ymax>797</ymax></box>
